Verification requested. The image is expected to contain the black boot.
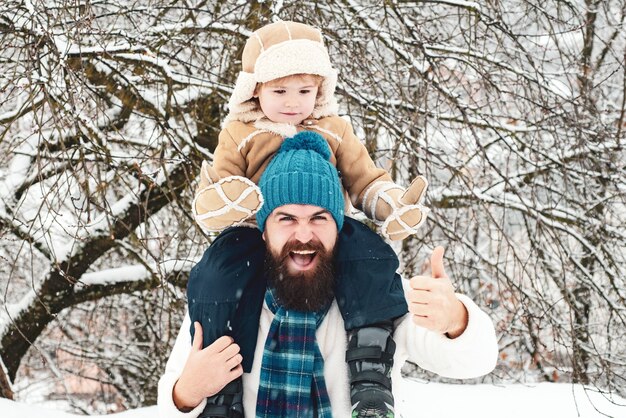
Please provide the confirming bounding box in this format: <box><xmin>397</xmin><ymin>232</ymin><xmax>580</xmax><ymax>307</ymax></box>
<box><xmin>346</xmin><ymin>321</ymin><xmax>395</xmax><ymax>418</ymax></box>
<box><xmin>198</xmin><ymin>377</ymin><xmax>244</xmax><ymax>418</ymax></box>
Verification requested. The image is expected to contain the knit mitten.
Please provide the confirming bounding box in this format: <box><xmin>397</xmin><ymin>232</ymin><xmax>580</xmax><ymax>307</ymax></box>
<box><xmin>193</xmin><ymin>161</ymin><xmax>263</xmax><ymax>231</ymax></box>
<box><xmin>363</xmin><ymin>176</ymin><xmax>429</xmax><ymax>241</ymax></box>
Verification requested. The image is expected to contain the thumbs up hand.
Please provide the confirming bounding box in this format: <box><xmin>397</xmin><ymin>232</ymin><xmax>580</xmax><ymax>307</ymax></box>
<box><xmin>407</xmin><ymin>247</ymin><xmax>469</xmax><ymax>338</ymax></box>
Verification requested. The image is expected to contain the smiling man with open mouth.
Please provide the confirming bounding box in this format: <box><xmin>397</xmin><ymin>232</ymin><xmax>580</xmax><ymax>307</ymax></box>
<box><xmin>263</xmin><ymin>205</ymin><xmax>338</xmax><ymax>312</ymax></box>
<box><xmin>161</xmin><ymin>131</ymin><xmax>498</xmax><ymax>418</ymax></box>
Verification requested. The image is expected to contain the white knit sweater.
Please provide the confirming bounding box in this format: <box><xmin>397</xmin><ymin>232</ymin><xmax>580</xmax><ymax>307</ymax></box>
<box><xmin>158</xmin><ymin>294</ymin><xmax>498</xmax><ymax>418</ymax></box>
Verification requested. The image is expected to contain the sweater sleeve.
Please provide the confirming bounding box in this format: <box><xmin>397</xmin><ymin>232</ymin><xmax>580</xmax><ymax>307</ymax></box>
<box><xmin>157</xmin><ymin>312</ymin><xmax>208</xmax><ymax>418</ymax></box>
<box><xmin>393</xmin><ymin>293</ymin><xmax>499</xmax><ymax>379</ymax></box>
<box><xmin>332</xmin><ymin>118</ymin><xmax>394</xmax><ymax>212</ymax></box>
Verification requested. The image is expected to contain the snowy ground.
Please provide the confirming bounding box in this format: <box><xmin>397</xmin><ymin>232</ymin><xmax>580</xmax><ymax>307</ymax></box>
<box><xmin>2</xmin><ymin>379</ymin><xmax>625</xmax><ymax>418</ymax></box>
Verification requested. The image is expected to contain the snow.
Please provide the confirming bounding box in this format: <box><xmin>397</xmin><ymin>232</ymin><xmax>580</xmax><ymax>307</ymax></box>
<box><xmin>80</xmin><ymin>259</ymin><xmax>197</xmax><ymax>286</ymax></box>
<box><xmin>0</xmin><ymin>397</ymin><xmax>155</xmax><ymax>418</ymax></box>
<box><xmin>2</xmin><ymin>380</ymin><xmax>624</xmax><ymax>417</ymax></box>
<box><xmin>395</xmin><ymin>380</ymin><xmax>626</xmax><ymax>418</ymax></box>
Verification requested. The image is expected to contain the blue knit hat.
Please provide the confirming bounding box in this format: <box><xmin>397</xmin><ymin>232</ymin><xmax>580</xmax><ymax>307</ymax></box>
<box><xmin>256</xmin><ymin>131</ymin><xmax>345</xmax><ymax>232</ymax></box>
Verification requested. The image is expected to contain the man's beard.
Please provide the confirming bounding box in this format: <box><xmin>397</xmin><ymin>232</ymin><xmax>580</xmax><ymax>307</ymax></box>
<box><xmin>264</xmin><ymin>238</ymin><xmax>337</xmax><ymax>312</ymax></box>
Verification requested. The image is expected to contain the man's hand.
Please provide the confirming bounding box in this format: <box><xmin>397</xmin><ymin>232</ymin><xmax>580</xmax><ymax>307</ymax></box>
<box><xmin>406</xmin><ymin>246</ymin><xmax>468</xmax><ymax>338</ymax></box>
<box><xmin>173</xmin><ymin>322</ymin><xmax>244</xmax><ymax>410</ymax></box>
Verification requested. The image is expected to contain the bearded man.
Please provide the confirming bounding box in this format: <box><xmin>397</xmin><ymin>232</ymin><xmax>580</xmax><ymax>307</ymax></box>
<box><xmin>158</xmin><ymin>134</ymin><xmax>498</xmax><ymax>418</ymax></box>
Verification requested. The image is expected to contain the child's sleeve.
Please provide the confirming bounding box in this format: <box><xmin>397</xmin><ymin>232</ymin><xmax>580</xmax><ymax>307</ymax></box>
<box><xmin>211</xmin><ymin>128</ymin><xmax>248</xmax><ymax>179</ymax></box>
<box><xmin>333</xmin><ymin>119</ymin><xmax>429</xmax><ymax>240</ymax></box>
<box><xmin>193</xmin><ymin>128</ymin><xmax>263</xmax><ymax>231</ymax></box>
<box><xmin>333</xmin><ymin>119</ymin><xmax>393</xmax><ymax>211</ymax></box>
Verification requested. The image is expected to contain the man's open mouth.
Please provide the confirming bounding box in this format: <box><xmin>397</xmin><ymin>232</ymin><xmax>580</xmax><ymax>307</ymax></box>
<box><xmin>289</xmin><ymin>249</ymin><xmax>317</xmax><ymax>268</ymax></box>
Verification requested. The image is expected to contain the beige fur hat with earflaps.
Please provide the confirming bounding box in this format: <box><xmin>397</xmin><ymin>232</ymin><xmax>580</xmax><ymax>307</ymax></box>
<box><xmin>225</xmin><ymin>21</ymin><xmax>339</xmax><ymax>124</ymax></box>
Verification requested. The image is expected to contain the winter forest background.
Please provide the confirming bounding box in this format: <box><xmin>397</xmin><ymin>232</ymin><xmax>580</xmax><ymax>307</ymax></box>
<box><xmin>0</xmin><ymin>0</ymin><xmax>624</xmax><ymax>415</ymax></box>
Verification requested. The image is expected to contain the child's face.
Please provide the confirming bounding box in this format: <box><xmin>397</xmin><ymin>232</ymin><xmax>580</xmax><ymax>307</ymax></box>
<box><xmin>255</xmin><ymin>76</ymin><xmax>319</xmax><ymax>125</ymax></box>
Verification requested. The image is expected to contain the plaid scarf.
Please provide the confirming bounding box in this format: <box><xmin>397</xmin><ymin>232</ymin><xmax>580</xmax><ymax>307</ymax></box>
<box><xmin>255</xmin><ymin>288</ymin><xmax>332</xmax><ymax>418</ymax></box>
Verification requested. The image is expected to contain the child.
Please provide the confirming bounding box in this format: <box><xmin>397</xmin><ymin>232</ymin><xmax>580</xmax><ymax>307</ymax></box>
<box><xmin>188</xmin><ymin>21</ymin><xmax>428</xmax><ymax>418</ymax></box>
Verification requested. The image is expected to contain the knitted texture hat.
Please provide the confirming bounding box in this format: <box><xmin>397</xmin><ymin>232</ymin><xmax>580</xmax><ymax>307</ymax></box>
<box><xmin>256</xmin><ymin>131</ymin><xmax>344</xmax><ymax>232</ymax></box>
<box><xmin>226</xmin><ymin>21</ymin><xmax>339</xmax><ymax>124</ymax></box>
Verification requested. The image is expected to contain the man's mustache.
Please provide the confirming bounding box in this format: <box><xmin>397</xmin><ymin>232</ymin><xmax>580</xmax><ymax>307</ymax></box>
<box><xmin>278</xmin><ymin>240</ymin><xmax>325</xmax><ymax>260</ymax></box>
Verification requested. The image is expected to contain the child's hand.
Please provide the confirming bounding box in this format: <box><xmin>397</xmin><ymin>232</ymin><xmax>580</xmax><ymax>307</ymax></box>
<box><xmin>381</xmin><ymin>176</ymin><xmax>429</xmax><ymax>240</ymax></box>
<box><xmin>194</xmin><ymin>163</ymin><xmax>263</xmax><ymax>231</ymax></box>
<box><xmin>173</xmin><ymin>322</ymin><xmax>243</xmax><ymax>410</ymax></box>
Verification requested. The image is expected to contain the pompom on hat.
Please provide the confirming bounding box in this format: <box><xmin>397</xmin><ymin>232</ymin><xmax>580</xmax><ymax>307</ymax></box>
<box><xmin>256</xmin><ymin>131</ymin><xmax>345</xmax><ymax>232</ymax></box>
<box><xmin>226</xmin><ymin>21</ymin><xmax>339</xmax><ymax>124</ymax></box>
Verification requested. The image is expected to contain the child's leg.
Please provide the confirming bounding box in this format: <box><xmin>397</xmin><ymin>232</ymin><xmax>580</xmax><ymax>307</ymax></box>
<box><xmin>334</xmin><ymin>217</ymin><xmax>407</xmax><ymax>418</ymax></box>
<box><xmin>187</xmin><ymin>225</ymin><xmax>266</xmax><ymax>418</ymax></box>
<box><xmin>334</xmin><ymin>217</ymin><xmax>407</xmax><ymax>328</ymax></box>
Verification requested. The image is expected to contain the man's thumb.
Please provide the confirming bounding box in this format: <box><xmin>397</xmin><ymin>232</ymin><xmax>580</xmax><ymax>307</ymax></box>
<box><xmin>431</xmin><ymin>246</ymin><xmax>447</xmax><ymax>278</ymax></box>
<box><xmin>192</xmin><ymin>321</ymin><xmax>203</xmax><ymax>351</ymax></box>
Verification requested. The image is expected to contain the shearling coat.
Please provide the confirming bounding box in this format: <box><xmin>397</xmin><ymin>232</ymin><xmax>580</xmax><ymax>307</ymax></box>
<box><xmin>157</xmin><ymin>291</ymin><xmax>499</xmax><ymax>417</ymax></box>
<box><xmin>193</xmin><ymin>115</ymin><xmax>429</xmax><ymax>237</ymax></box>
<box><xmin>206</xmin><ymin>116</ymin><xmax>392</xmax><ymax>214</ymax></box>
